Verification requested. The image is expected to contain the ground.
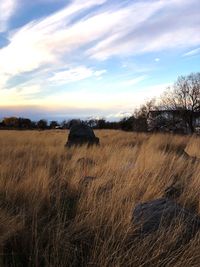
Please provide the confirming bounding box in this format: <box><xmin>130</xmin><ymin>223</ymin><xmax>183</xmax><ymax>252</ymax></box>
<box><xmin>0</xmin><ymin>130</ymin><xmax>200</xmax><ymax>267</ymax></box>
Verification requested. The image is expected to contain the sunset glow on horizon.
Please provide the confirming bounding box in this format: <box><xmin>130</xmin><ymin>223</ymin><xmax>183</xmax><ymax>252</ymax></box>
<box><xmin>0</xmin><ymin>0</ymin><xmax>200</xmax><ymax>120</ymax></box>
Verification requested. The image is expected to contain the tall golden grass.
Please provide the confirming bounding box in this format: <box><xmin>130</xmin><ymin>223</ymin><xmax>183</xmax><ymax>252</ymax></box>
<box><xmin>0</xmin><ymin>130</ymin><xmax>200</xmax><ymax>266</ymax></box>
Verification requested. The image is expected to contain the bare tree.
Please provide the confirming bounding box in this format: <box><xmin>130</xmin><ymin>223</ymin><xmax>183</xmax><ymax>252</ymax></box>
<box><xmin>133</xmin><ymin>98</ymin><xmax>158</xmax><ymax>131</ymax></box>
<box><xmin>135</xmin><ymin>98</ymin><xmax>157</xmax><ymax>119</ymax></box>
<box><xmin>49</xmin><ymin>120</ymin><xmax>59</xmax><ymax>129</ymax></box>
<box><xmin>161</xmin><ymin>72</ymin><xmax>200</xmax><ymax>133</ymax></box>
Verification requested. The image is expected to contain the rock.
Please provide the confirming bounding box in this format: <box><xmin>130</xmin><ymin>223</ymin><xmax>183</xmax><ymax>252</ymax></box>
<box><xmin>132</xmin><ymin>198</ymin><xmax>200</xmax><ymax>244</ymax></box>
<box><xmin>159</xmin><ymin>143</ymin><xmax>198</xmax><ymax>163</ymax></box>
<box><xmin>65</xmin><ymin>123</ymin><xmax>99</xmax><ymax>147</ymax></box>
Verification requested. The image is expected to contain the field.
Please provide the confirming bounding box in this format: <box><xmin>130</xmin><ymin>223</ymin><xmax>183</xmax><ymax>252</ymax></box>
<box><xmin>1</xmin><ymin>130</ymin><xmax>200</xmax><ymax>267</ymax></box>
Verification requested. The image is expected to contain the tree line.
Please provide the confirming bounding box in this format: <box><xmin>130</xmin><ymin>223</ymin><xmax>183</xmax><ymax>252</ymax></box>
<box><xmin>0</xmin><ymin>117</ymin><xmax>121</xmax><ymax>130</ymax></box>
<box><xmin>1</xmin><ymin>72</ymin><xmax>200</xmax><ymax>134</ymax></box>
<box><xmin>0</xmin><ymin>117</ymin><xmax>126</xmax><ymax>130</ymax></box>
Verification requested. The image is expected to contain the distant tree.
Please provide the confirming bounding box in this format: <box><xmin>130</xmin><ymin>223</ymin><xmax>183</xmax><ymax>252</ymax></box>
<box><xmin>104</xmin><ymin>121</ymin><xmax>120</xmax><ymax>130</ymax></box>
<box><xmin>61</xmin><ymin>120</ymin><xmax>68</xmax><ymax>129</ymax></box>
<box><xmin>134</xmin><ymin>99</ymin><xmax>158</xmax><ymax>132</ymax></box>
<box><xmin>18</xmin><ymin>118</ymin><xmax>32</xmax><ymax>129</ymax></box>
<box><xmin>96</xmin><ymin>119</ymin><xmax>107</xmax><ymax>129</ymax></box>
<box><xmin>86</xmin><ymin>119</ymin><xmax>98</xmax><ymax>128</ymax></box>
<box><xmin>49</xmin><ymin>121</ymin><xmax>59</xmax><ymax>129</ymax></box>
<box><xmin>135</xmin><ymin>98</ymin><xmax>157</xmax><ymax>119</ymax></box>
<box><xmin>0</xmin><ymin>121</ymin><xmax>5</xmax><ymax>128</ymax></box>
<box><xmin>120</xmin><ymin>116</ymin><xmax>135</xmax><ymax>131</ymax></box>
<box><xmin>31</xmin><ymin>121</ymin><xmax>37</xmax><ymax>129</ymax></box>
<box><xmin>37</xmin><ymin>119</ymin><xmax>48</xmax><ymax>130</ymax></box>
<box><xmin>133</xmin><ymin>118</ymin><xmax>148</xmax><ymax>132</ymax></box>
<box><xmin>120</xmin><ymin>115</ymin><xmax>148</xmax><ymax>132</ymax></box>
<box><xmin>3</xmin><ymin>117</ymin><xmax>19</xmax><ymax>128</ymax></box>
<box><xmin>161</xmin><ymin>72</ymin><xmax>200</xmax><ymax>133</ymax></box>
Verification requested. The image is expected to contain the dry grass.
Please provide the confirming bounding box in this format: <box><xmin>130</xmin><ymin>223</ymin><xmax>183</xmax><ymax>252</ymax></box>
<box><xmin>0</xmin><ymin>130</ymin><xmax>200</xmax><ymax>266</ymax></box>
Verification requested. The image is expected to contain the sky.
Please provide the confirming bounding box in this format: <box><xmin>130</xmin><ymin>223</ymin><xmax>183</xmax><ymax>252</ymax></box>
<box><xmin>0</xmin><ymin>0</ymin><xmax>200</xmax><ymax>121</ymax></box>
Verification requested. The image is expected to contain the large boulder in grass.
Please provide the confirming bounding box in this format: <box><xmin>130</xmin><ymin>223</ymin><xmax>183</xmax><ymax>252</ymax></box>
<box><xmin>132</xmin><ymin>198</ymin><xmax>200</xmax><ymax>244</ymax></box>
<box><xmin>65</xmin><ymin>123</ymin><xmax>99</xmax><ymax>147</ymax></box>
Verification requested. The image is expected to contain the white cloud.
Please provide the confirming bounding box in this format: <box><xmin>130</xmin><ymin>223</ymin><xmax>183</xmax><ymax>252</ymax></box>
<box><xmin>0</xmin><ymin>0</ymin><xmax>161</xmax><ymax>87</ymax></box>
<box><xmin>0</xmin><ymin>0</ymin><xmax>17</xmax><ymax>32</ymax></box>
<box><xmin>0</xmin><ymin>0</ymin><xmax>199</xmax><ymax>111</ymax></box>
<box><xmin>154</xmin><ymin>58</ymin><xmax>160</xmax><ymax>62</ymax></box>
<box><xmin>1</xmin><ymin>84</ymin><xmax>42</xmax><ymax>106</ymax></box>
<box><xmin>0</xmin><ymin>74</ymin><xmax>10</xmax><ymax>89</ymax></box>
<box><xmin>1</xmin><ymin>0</ymin><xmax>199</xmax><ymax>88</ymax></box>
<box><xmin>49</xmin><ymin>66</ymin><xmax>106</xmax><ymax>84</ymax></box>
<box><xmin>49</xmin><ymin>66</ymin><xmax>93</xmax><ymax>84</ymax></box>
<box><xmin>183</xmin><ymin>47</ymin><xmax>200</xmax><ymax>57</ymax></box>
<box><xmin>88</xmin><ymin>0</ymin><xmax>200</xmax><ymax>60</ymax></box>
<box><xmin>94</xmin><ymin>70</ymin><xmax>107</xmax><ymax>77</ymax></box>
<box><xmin>106</xmin><ymin>111</ymin><xmax>133</xmax><ymax>119</ymax></box>
<box><xmin>121</xmin><ymin>76</ymin><xmax>148</xmax><ymax>86</ymax></box>
<box><xmin>0</xmin><ymin>0</ymin><xmax>107</xmax><ymax>88</ymax></box>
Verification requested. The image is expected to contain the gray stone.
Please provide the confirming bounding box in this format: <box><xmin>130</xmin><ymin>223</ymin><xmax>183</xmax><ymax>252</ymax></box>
<box><xmin>159</xmin><ymin>143</ymin><xmax>198</xmax><ymax>163</ymax></box>
<box><xmin>132</xmin><ymin>198</ymin><xmax>200</xmax><ymax>243</ymax></box>
<box><xmin>65</xmin><ymin>123</ymin><xmax>99</xmax><ymax>147</ymax></box>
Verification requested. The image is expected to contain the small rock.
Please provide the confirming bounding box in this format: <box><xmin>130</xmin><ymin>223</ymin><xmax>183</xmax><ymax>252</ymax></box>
<box><xmin>132</xmin><ymin>198</ymin><xmax>200</xmax><ymax>244</ymax></box>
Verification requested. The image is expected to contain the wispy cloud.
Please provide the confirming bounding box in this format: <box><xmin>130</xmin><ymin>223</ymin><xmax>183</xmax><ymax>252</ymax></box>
<box><xmin>0</xmin><ymin>0</ymin><xmax>199</xmax><ymax>116</ymax></box>
<box><xmin>0</xmin><ymin>0</ymin><xmax>17</xmax><ymax>32</ymax></box>
<box><xmin>1</xmin><ymin>0</ymin><xmax>200</xmax><ymax>89</ymax></box>
<box><xmin>121</xmin><ymin>75</ymin><xmax>148</xmax><ymax>87</ymax></box>
<box><xmin>183</xmin><ymin>47</ymin><xmax>200</xmax><ymax>57</ymax></box>
<box><xmin>1</xmin><ymin>83</ymin><xmax>42</xmax><ymax>106</ymax></box>
<box><xmin>0</xmin><ymin>0</ymin><xmax>107</xmax><ymax>88</ymax></box>
<box><xmin>88</xmin><ymin>0</ymin><xmax>200</xmax><ymax>60</ymax></box>
<box><xmin>49</xmin><ymin>66</ymin><xmax>106</xmax><ymax>84</ymax></box>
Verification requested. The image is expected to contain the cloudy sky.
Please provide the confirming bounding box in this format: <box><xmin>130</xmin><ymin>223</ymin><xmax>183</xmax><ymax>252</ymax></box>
<box><xmin>0</xmin><ymin>0</ymin><xmax>200</xmax><ymax>121</ymax></box>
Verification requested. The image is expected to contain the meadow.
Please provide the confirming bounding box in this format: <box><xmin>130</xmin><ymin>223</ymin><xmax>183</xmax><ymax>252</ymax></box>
<box><xmin>1</xmin><ymin>130</ymin><xmax>200</xmax><ymax>266</ymax></box>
